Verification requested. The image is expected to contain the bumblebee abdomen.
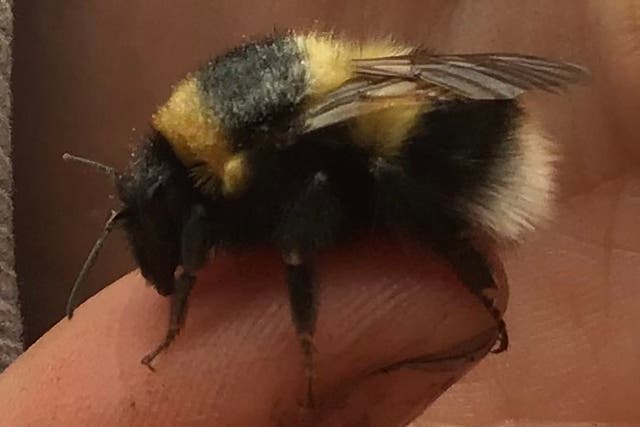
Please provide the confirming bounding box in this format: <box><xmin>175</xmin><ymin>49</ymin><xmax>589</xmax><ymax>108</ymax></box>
<box><xmin>404</xmin><ymin>100</ymin><xmax>554</xmax><ymax>241</ymax></box>
<box><xmin>294</xmin><ymin>33</ymin><xmax>411</xmax><ymax>97</ymax></box>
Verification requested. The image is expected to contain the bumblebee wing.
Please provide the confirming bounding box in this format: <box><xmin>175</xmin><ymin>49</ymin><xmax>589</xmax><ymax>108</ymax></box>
<box><xmin>354</xmin><ymin>52</ymin><xmax>588</xmax><ymax>99</ymax></box>
<box><xmin>301</xmin><ymin>53</ymin><xmax>587</xmax><ymax>133</ymax></box>
<box><xmin>302</xmin><ymin>77</ymin><xmax>441</xmax><ymax>133</ymax></box>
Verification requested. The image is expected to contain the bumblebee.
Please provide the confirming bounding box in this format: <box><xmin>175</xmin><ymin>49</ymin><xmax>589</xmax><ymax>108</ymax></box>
<box><xmin>65</xmin><ymin>31</ymin><xmax>586</xmax><ymax>406</ymax></box>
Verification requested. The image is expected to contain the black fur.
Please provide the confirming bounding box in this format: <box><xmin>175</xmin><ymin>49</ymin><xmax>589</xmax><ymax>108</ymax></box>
<box><xmin>197</xmin><ymin>34</ymin><xmax>307</xmax><ymax>147</ymax></box>
<box><xmin>405</xmin><ymin>100</ymin><xmax>521</xmax><ymax>223</ymax></box>
<box><xmin>116</xmin><ymin>134</ymin><xmax>206</xmax><ymax>295</ymax></box>
<box><xmin>113</xmin><ymin>99</ymin><xmax>517</xmax><ymax>403</ymax></box>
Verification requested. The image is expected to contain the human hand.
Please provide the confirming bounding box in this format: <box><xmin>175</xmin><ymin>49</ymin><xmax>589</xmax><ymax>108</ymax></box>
<box><xmin>414</xmin><ymin>1</ymin><xmax>640</xmax><ymax>425</ymax></box>
<box><xmin>0</xmin><ymin>238</ymin><xmax>503</xmax><ymax>426</ymax></box>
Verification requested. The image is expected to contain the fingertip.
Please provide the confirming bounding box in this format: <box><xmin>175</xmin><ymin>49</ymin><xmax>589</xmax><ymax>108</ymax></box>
<box><xmin>1</xmin><ymin>236</ymin><xmax>506</xmax><ymax>426</ymax></box>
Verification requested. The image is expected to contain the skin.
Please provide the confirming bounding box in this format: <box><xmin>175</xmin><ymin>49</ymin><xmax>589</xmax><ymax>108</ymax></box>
<box><xmin>2</xmin><ymin>0</ymin><xmax>640</xmax><ymax>425</ymax></box>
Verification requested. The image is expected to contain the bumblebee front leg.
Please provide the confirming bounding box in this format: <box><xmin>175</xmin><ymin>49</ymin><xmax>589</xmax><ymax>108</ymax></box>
<box><xmin>141</xmin><ymin>272</ymin><xmax>196</xmax><ymax>370</ymax></box>
<box><xmin>277</xmin><ymin>172</ymin><xmax>342</xmax><ymax>408</ymax></box>
<box><xmin>142</xmin><ymin>205</ymin><xmax>211</xmax><ymax>370</ymax></box>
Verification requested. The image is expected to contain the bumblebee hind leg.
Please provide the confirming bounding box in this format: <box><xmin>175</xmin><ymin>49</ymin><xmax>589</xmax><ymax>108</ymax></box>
<box><xmin>277</xmin><ymin>171</ymin><xmax>343</xmax><ymax>408</ymax></box>
<box><xmin>141</xmin><ymin>205</ymin><xmax>211</xmax><ymax>370</ymax></box>
<box><xmin>436</xmin><ymin>240</ymin><xmax>509</xmax><ymax>353</ymax></box>
<box><xmin>371</xmin><ymin>157</ymin><xmax>508</xmax><ymax>364</ymax></box>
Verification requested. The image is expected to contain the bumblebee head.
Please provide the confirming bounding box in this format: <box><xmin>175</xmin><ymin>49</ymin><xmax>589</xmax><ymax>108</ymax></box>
<box><xmin>64</xmin><ymin>132</ymin><xmax>202</xmax><ymax>317</ymax></box>
<box><xmin>115</xmin><ymin>132</ymin><xmax>199</xmax><ymax>296</ymax></box>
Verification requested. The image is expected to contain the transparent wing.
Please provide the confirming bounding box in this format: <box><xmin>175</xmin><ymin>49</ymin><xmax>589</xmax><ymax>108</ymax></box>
<box><xmin>354</xmin><ymin>52</ymin><xmax>588</xmax><ymax>99</ymax></box>
<box><xmin>300</xmin><ymin>52</ymin><xmax>587</xmax><ymax>134</ymax></box>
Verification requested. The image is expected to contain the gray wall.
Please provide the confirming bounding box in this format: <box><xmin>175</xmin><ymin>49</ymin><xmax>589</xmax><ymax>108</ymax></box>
<box><xmin>0</xmin><ymin>0</ymin><xmax>19</xmax><ymax>371</ymax></box>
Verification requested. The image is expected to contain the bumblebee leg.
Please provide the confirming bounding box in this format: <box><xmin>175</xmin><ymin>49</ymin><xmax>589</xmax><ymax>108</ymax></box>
<box><xmin>141</xmin><ymin>205</ymin><xmax>211</xmax><ymax>370</ymax></box>
<box><xmin>284</xmin><ymin>253</ymin><xmax>317</xmax><ymax>409</ymax></box>
<box><xmin>370</xmin><ymin>158</ymin><xmax>507</xmax><ymax>352</ymax></box>
<box><xmin>141</xmin><ymin>272</ymin><xmax>196</xmax><ymax>370</ymax></box>
<box><xmin>438</xmin><ymin>240</ymin><xmax>508</xmax><ymax>353</ymax></box>
<box><xmin>368</xmin><ymin>241</ymin><xmax>507</xmax><ymax>376</ymax></box>
<box><xmin>277</xmin><ymin>172</ymin><xmax>342</xmax><ymax>408</ymax></box>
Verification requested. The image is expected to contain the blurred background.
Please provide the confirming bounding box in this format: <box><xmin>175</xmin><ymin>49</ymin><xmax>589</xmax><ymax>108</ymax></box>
<box><xmin>11</xmin><ymin>2</ymin><xmax>640</xmax><ymax>425</ymax></box>
<box><xmin>12</xmin><ymin>1</ymin><xmax>589</xmax><ymax>345</ymax></box>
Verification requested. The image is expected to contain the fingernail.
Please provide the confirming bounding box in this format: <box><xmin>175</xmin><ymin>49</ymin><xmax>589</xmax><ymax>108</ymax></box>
<box><xmin>309</xmin><ymin>328</ymin><xmax>498</xmax><ymax>427</ymax></box>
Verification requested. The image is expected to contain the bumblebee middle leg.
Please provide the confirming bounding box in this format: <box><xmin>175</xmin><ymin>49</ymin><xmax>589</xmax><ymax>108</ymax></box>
<box><xmin>277</xmin><ymin>171</ymin><xmax>342</xmax><ymax>408</ymax></box>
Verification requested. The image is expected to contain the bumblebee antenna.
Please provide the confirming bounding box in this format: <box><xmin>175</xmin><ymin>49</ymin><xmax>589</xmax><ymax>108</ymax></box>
<box><xmin>66</xmin><ymin>209</ymin><xmax>123</xmax><ymax>319</ymax></box>
<box><xmin>63</xmin><ymin>153</ymin><xmax>116</xmax><ymax>177</ymax></box>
